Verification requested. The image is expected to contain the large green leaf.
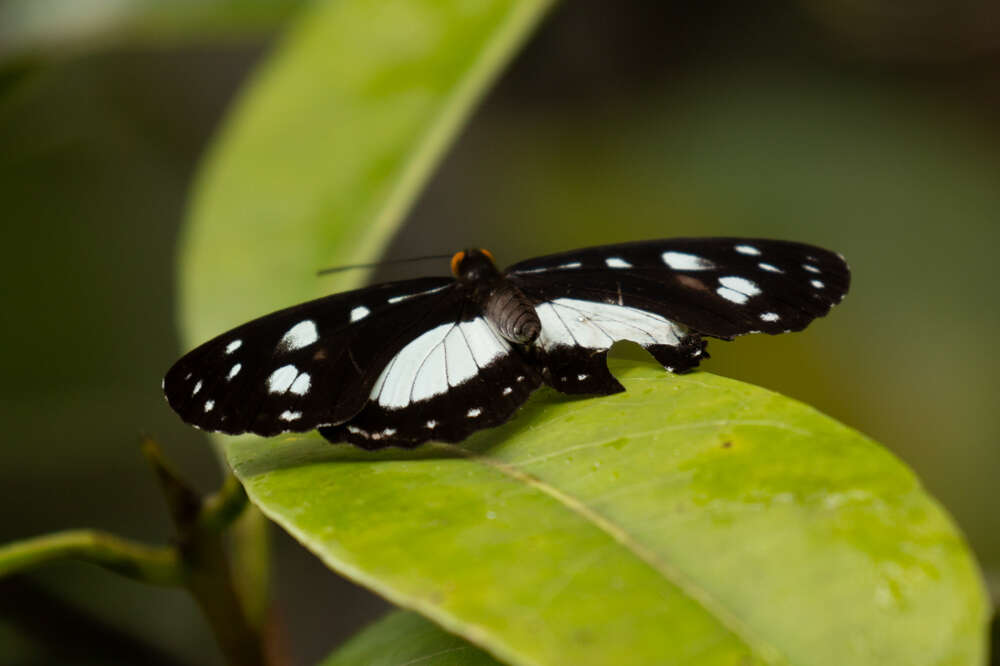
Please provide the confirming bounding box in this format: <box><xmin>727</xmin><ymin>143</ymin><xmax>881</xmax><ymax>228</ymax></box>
<box><xmin>229</xmin><ymin>361</ymin><xmax>988</xmax><ymax>666</ymax></box>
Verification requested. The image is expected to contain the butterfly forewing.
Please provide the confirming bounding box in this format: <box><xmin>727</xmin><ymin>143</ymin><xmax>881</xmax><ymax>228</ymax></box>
<box><xmin>163</xmin><ymin>277</ymin><xmax>458</xmax><ymax>436</ymax></box>
<box><xmin>506</xmin><ymin>238</ymin><xmax>849</xmax><ymax>340</ymax></box>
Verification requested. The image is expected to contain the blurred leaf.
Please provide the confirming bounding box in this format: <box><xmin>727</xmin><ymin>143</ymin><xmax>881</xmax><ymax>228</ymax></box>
<box><xmin>0</xmin><ymin>0</ymin><xmax>304</xmax><ymax>60</ymax></box>
<box><xmin>321</xmin><ymin>610</ymin><xmax>501</xmax><ymax>666</ymax></box>
<box><xmin>180</xmin><ymin>0</ymin><xmax>556</xmax><ymax>345</ymax></box>
<box><xmin>228</xmin><ymin>361</ymin><xmax>987</xmax><ymax>666</ymax></box>
<box><xmin>0</xmin><ymin>531</ymin><xmax>179</xmax><ymax>585</ymax></box>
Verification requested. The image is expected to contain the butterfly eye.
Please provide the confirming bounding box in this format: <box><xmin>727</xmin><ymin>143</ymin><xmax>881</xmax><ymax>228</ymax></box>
<box><xmin>450</xmin><ymin>251</ymin><xmax>466</xmax><ymax>277</ymax></box>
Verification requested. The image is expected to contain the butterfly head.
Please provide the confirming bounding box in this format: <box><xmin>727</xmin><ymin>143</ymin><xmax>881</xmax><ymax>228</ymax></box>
<box><xmin>451</xmin><ymin>249</ymin><xmax>498</xmax><ymax>282</ymax></box>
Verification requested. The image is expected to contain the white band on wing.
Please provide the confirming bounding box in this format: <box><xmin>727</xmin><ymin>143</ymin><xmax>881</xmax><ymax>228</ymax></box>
<box><xmin>370</xmin><ymin>318</ymin><xmax>510</xmax><ymax>409</ymax></box>
<box><xmin>535</xmin><ymin>298</ymin><xmax>685</xmax><ymax>350</ymax></box>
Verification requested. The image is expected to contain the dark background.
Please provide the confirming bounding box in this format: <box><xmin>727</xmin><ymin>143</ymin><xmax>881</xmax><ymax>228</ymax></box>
<box><xmin>1</xmin><ymin>1</ymin><xmax>997</xmax><ymax>664</ymax></box>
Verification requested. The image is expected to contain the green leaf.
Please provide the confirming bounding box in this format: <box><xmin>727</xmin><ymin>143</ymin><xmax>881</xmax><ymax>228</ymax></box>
<box><xmin>321</xmin><ymin>610</ymin><xmax>501</xmax><ymax>666</ymax></box>
<box><xmin>228</xmin><ymin>361</ymin><xmax>988</xmax><ymax>666</ymax></box>
<box><xmin>0</xmin><ymin>0</ymin><xmax>304</xmax><ymax>60</ymax></box>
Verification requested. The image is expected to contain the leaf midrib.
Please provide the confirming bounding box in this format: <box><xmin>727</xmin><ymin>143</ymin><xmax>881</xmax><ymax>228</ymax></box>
<box><xmin>433</xmin><ymin>442</ymin><xmax>787</xmax><ymax>666</ymax></box>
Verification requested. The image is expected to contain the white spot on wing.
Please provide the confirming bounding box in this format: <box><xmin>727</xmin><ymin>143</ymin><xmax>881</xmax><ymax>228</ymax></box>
<box><xmin>536</xmin><ymin>298</ymin><xmax>685</xmax><ymax>351</ymax></box>
<box><xmin>387</xmin><ymin>285</ymin><xmax>449</xmax><ymax>304</ymax></box>
<box><xmin>577</xmin><ymin>374</ymin><xmax>589</xmax><ymax>381</ymax></box>
<box><xmin>204</xmin><ymin>400</ymin><xmax>214</xmax><ymax>412</ymax></box>
<box><xmin>758</xmin><ymin>262</ymin><xmax>783</xmax><ymax>273</ymax></box>
<box><xmin>803</xmin><ymin>264</ymin><xmax>821</xmax><ymax>273</ymax></box>
<box><xmin>718</xmin><ymin>276</ymin><xmax>761</xmax><ymax>297</ymax></box>
<box><xmin>267</xmin><ymin>365</ymin><xmax>298</xmax><ymax>393</ymax></box>
<box><xmin>716</xmin><ymin>287</ymin><xmax>749</xmax><ymax>304</ymax></box>
<box><xmin>426</xmin><ymin>420</ymin><xmax>437</xmax><ymax>429</ymax></box>
<box><xmin>735</xmin><ymin>244</ymin><xmax>761</xmax><ymax>256</ymax></box>
<box><xmin>467</xmin><ymin>407</ymin><xmax>482</xmax><ymax>418</ymax></box>
<box><xmin>280</xmin><ymin>320</ymin><xmax>318</xmax><ymax>351</ymax></box>
<box><xmin>350</xmin><ymin>306</ymin><xmax>370</xmax><ymax>322</ymax></box>
<box><xmin>502</xmin><ymin>386</ymin><xmax>513</xmax><ymax>396</ymax></box>
<box><xmin>192</xmin><ymin>380</ymin><xmax>203</xmax><ymax>396</ymax></box>
<box><xmin>289</xmin><ymin>373</ymin><xmax>311</xmax><ymax>396</ymax></box>
<box><xmin>760</xmin><ymin>312</ymin><xmax>780</xmax><ymax>322</ymax></box>
<box><xmin>811</xmin><ymin>279</ymin><xmax>825</xmax><ymax>289</ymax></box>
<box><xmin>662</xmin><ymin>251</ymin><xmax>715</xmax><ymax>271</ymax></box>
<box><xmin>605</xmin><ymin>257</ymin><xmax>631</xmax><ymax>268</ymax></box>
<box><xmin>225</xmin><ymin>340</ymin><xmax>242</xmax><ymax>354</ymax></box>
<box><xmin>280</xmin><ymin>410</ymin><xmax>302</xmax><ymax>422</ymax></box>
<box><xmin>227</xmin><ymin>364</ymin><xmax>241</xmax><ymax>381</ymax></box>
<box><xmin>557</xmin><ymin>261</ymin><xmax>582</xmax><ymax>269</ymax></box>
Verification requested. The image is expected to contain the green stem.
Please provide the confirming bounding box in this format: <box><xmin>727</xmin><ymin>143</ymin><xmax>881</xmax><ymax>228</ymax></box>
<box><xmin>0</xmin><ymin>440</ymin><xmax>263</xmax><ymax>666</ymax></box>
<box><xmin>0</xmin><ymin>529</ymin><xmax>182</xmax><ymax>585</ymax></box>
<box><xmin>142</xmin><ymin>437</ymin><xmax>265</xmax><ymax>666</ymax></box>
<box><xmin>199</xmin><ymin>471</ymin><xmax>248</xmax><ymax>532</ymax></box>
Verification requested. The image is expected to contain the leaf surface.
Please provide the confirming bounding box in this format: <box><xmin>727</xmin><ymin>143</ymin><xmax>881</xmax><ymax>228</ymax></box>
<box><xmin>229</xmin><ymin>361</ymin><xmax>988</xmax><ymax>666</ymax></box>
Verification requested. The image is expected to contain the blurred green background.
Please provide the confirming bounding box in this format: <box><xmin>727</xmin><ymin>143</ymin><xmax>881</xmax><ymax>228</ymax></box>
<box><xmin>1</xmin><ymin>1</ymin><xmax>997</xmax><ymax>664</ymax></box>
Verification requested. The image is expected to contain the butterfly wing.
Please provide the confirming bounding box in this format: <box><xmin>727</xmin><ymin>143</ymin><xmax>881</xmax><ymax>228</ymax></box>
<box><xmin>507</xmin><ymin>238</ymin><xmax>849</xmax><ymax>339</ymax></box>
<box><xmin>163</xmin><ymin>277</ymin><xmax>460</xmax><ymax>436</ymax></box>
<box><xmin>320</xmin><ymin>302</ymin><xmax>542</xmax><ymax>450</ymax></box>
<box><xmin>506</xmin><ymin>238</ymin><xmax>849</xmax><ymax>390</ymax></box>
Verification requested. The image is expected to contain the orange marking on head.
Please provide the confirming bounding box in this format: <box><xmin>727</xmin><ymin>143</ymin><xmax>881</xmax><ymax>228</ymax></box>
<box><xmin>450</xmin><ymin>251</ymin><xmax>466</xmax><ymax>277</ymax></box>
<box><xmin>480</xmin><ymin>248</ymin><xmax>494</xmax><ymax>263</ymax></box>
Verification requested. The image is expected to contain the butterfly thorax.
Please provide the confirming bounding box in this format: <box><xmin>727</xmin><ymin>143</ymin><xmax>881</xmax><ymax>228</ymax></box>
<box><xmin>453</xmin><ymin>249</ymin><xmax>541</xmax><ymax>345</ymax></box>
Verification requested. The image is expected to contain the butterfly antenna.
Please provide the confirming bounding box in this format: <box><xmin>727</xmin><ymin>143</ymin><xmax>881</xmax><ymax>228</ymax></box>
<box><xmin>317</xmin><ymin>253</ymin><xmax>453</xmax><ymax>276</ymax></box>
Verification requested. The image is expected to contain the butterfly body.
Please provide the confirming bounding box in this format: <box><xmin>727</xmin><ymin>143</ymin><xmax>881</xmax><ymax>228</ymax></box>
<box><xmin>164</xmin><ymin>238</ymin><xmax>849</xmax><ymax>449</ymax></box>
<box><xmin>454</xmin><ymin>250</ymin><xmax>542</xmax><ymax>345</ymax></box>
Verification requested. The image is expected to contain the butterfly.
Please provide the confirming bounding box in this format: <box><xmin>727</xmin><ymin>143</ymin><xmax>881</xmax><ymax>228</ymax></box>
<box><xmin>163</xmin><ymin>238</ymin><xmax>849</xmax><ymax>449</ymax></box>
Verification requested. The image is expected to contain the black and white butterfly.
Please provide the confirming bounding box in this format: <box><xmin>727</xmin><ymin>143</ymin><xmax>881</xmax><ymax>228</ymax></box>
<box><xmin>164</xmin><ymin>238</ymin><xmax>849</xmax><ymax>449</ymax></box>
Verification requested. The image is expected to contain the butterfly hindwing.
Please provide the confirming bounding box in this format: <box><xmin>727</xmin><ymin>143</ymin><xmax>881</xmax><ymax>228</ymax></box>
<box><xmin>506</xmin><ymin>238</ymin><xmax>849</xmax><ymax>340</ymax></box>
<box><xmin>163</xmin><ymin>277</ymin><xmax>459</xmax><ymax>436</ymax></box>
<box><xmin>320</xmin><ymin>308</ymin><xmax>542</xmax><ymax>449</ymax></box>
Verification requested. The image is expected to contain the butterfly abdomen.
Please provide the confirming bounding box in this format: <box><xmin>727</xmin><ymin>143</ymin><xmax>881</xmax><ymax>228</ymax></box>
<box><xmin>484</xmin><ymin>283</ymin><xmax>541</xmax><ymax>344</ymax></box>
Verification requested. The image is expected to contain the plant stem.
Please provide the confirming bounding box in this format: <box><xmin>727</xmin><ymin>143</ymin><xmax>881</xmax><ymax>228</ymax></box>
<box><xmin>0</xmin><ymin>529</ymin><xmax>181</xmax><ymax>585</ymax></box>
<box><xmin>142</xmin><ymin>437</ymin><xmax>265</xmax><ymax>666</ymax></box>
<box><xmin>0</xmin><ymin>438</ymin><xmax>265</xmax><ymax>666</ymax></box>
